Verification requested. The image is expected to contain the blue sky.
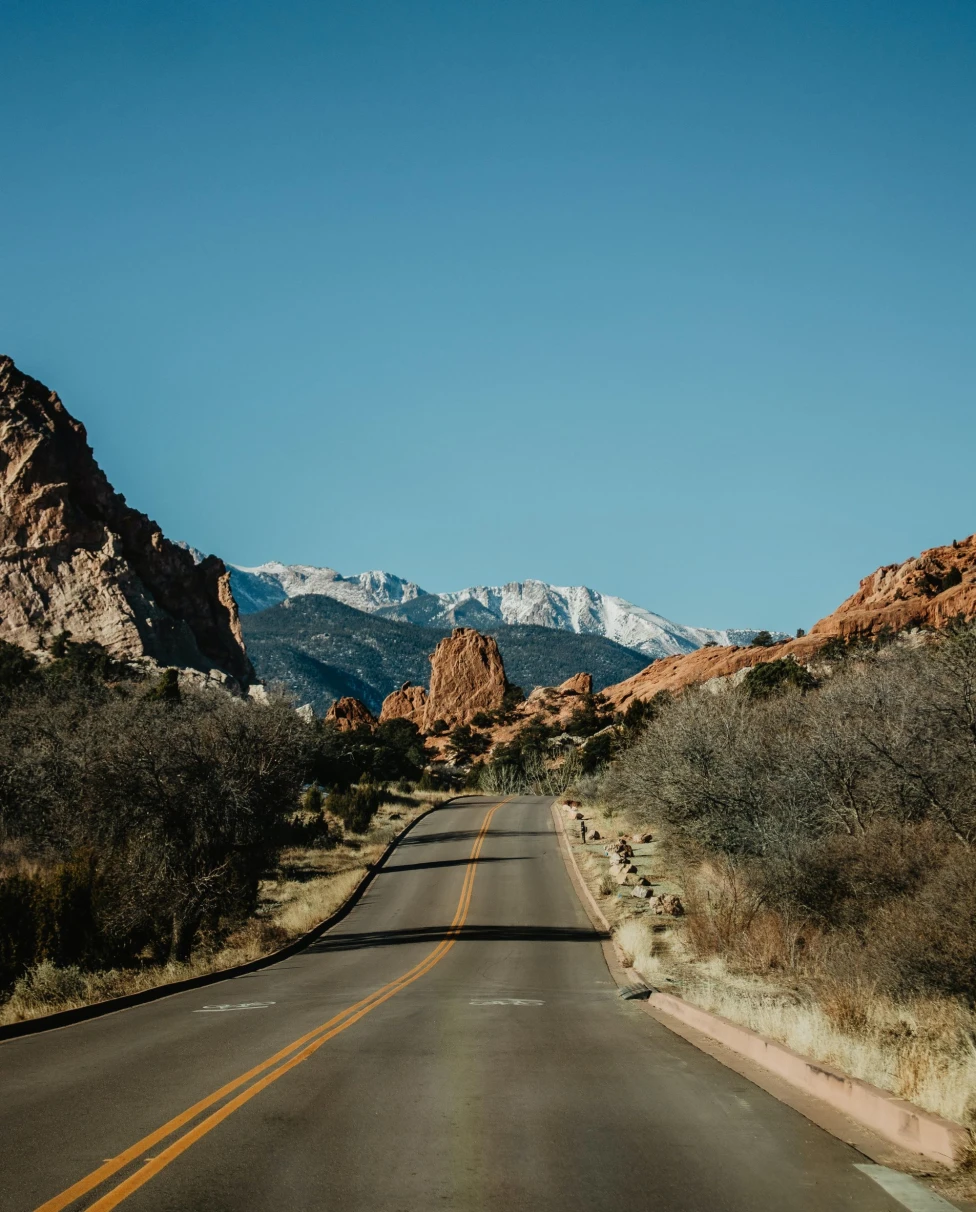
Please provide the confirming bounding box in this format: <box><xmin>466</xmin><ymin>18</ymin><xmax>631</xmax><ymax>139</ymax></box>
<box><xmin>2</xmin><ymin>1</ymin><xmax>974</xmax><ymax>633</ymax></box>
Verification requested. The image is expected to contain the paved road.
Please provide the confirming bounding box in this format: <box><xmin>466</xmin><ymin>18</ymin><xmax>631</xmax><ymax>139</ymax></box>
<box><xmin>0</xmin><ymin>795</ymin><xmax>922</xmax><ymax>1212</ymax></box>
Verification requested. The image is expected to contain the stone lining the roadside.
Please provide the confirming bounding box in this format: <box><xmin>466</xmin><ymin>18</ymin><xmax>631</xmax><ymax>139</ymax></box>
<box><xmin>551</xmin><ymin>799</ymin><xmax>972</xmax><ymax>1169</ymax></box>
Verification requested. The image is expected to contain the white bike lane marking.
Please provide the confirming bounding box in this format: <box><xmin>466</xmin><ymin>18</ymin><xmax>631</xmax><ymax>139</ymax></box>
<box><xmin>469</xmin><ymin>998</ymin><xmax>544</xmax><ymax>1006</ymax></box>
<box><xmin>855</xmin><ymin>1165</ymin><xmax>961</xmax><ymax>1211</ymax></box>
<box><xmin>193</xmin><ymin>1002</ymin><xmax>277</xmax><ymax>1012</ymax></box>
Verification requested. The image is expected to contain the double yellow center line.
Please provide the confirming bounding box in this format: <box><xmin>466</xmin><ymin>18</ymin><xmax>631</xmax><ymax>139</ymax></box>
<box><xmin>35</xmin><ymin>797</ymin><xmax>509</xmax><ymax>1212</ymax></box>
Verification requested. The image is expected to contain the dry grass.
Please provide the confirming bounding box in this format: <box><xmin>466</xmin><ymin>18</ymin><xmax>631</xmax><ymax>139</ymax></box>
<box><xmin>568</xmin><ymin>796</ymin><xmax>976</xmax><ymax>1133</ymax></box>
<box><xmin>0</xmin><ymin>791</ymin><xmax>449</xmax><ymax>1027</ymax></box>
<box><xmin>679</xmin><ymin>958</ymin><xmax>976</xmax><ymax>1129</ymax></box>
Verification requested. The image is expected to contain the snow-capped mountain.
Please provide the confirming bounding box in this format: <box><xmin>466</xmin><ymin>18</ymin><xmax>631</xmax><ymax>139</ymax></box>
<box><xmin>229</xmin><ymin>563</ymin><xmax>778</xmax><ymax>659</ymax></box>
<box><xmin>229</xmin><ymin>562</ymin><xmax>424</xmax><ymax>616</ymax></box>
<box><xmin>424</xmin><ymin>582</ymin><xmax>765</xmax><ymax>657</ymax></box>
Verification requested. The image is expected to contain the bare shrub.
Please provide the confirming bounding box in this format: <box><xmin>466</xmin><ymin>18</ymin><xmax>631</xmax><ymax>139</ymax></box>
<box><xmin>0</xmin><ymin>665</ymin><xmax>311</xmax><ymax>986</ymax></box>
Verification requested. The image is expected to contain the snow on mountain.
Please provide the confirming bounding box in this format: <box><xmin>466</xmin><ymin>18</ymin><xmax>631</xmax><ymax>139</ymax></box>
<box><xmin>429</xmin><ymin>581</ymin><xmax>761</xmax><ymax>658</ymax></box>
<box><xmin>230</xmin><ymin>562</ymin><xmax>424</xmax><ymax>617</ymax></box>
<box><xmin>229</xmin><ymin>563</ymin><xmax>779</xmax><ymax>660</ymax></box>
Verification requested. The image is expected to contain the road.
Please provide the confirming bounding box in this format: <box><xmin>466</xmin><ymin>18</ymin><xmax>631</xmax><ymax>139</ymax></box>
<box><xmin>0</xmin><ymin>795</ymin><xmax>926</xmax><ymax>1212</ymax></box>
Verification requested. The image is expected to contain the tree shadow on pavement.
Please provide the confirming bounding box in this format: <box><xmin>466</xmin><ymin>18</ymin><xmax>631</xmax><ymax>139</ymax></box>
<box><xmin>400</xmin><ymin>829</ymin><xmax>552</xmax><ymax>846</ymax></box>
<box><xmin>308</xmin><ymin>923</ymin><xmax>607</xmax><ymax>953</ymax></box>
<box><xmin>381</xmin><ymin>856</ymin><xmax>531</xmax><ymax>874</ymax></box>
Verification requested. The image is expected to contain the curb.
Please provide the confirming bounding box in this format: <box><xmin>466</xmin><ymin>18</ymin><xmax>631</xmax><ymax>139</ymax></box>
<box><xmin>548</xmin><ymin>802</ymin><xmax>641</xmax><ymax>986</ymax></box>
<box><xmin>0</xmin><ymin>796</ymin><xmax>458</xmax><ymax>1043</ymax></box>
<box><xmin>551</xmin><ymin>801</ymin><xmax>972</xmax><ymax>1169</ymax></box>
<box><xmin>646</xmin><ymin>991</ymin><xmax>971</xmax><ymax>1168</ymax></box>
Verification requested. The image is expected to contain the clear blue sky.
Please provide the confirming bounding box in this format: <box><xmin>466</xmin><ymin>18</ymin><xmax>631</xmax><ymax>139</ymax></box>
<box><xmin>2</xmin><ymin>1</ymin><xmax>974</xmax><ymax>633</ymax></box>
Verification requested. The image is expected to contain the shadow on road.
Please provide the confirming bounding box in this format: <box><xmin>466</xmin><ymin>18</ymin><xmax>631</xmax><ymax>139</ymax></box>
<box><xmin>381</xmin><ymin>856</ymin><xmax>530</xmax><ymax>874</ymax></box>
<box><xmin>308</xmin><ymin>923</ymin><xmax>607</xmax><ymax>953</ymax></box>
<box><xmin>400</xmin><ymin>829</ymin><xmax>552</xmax><ymax>846</ymax></box>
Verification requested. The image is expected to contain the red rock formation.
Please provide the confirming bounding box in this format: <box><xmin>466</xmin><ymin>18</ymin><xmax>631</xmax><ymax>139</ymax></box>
<box><xmin>603</xmin><ymin>532</ymin><xmax>976</xmax><ymax>709</ymax></box>
<box><xmin>324</xmin><ymin>696</ymin><xmax>377</xmax><ymax>731</ymax></box>
<box><xmin>0</xmin><ymin>357</ymin><xmax>252</xmax><ymax>684</ymax></box>
<box><xmin>423</xmin><ymin>627</ymin><xmax>507</xmax><ymax>729</ymax></box>
<box><xmin>558</xmin><ymin>672</ymin><xmax>593</xmax><ymax>695</ymax></box>
<box><xmin>379</xmin><ymin>681</ymin><xmax>428</xmax><ymax>726</ymax></box>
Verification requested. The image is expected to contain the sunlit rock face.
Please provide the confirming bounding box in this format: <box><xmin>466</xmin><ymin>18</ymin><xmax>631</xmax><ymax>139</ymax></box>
<box><xmin>423</xmin><ymin>628</ymin><xmax>508</xmax><ymax>729</ymax></box>
<box><xmin>0</xmin><ymin>356</ymin><xmax>253</xmax><ymax>684</ymax></box>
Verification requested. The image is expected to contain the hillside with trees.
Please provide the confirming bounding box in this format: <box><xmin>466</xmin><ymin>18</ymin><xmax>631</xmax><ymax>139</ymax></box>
<box><xmin>241</xmin><ymin>595</ymin><xmax>649</xmax><ymax>713</ymax></box>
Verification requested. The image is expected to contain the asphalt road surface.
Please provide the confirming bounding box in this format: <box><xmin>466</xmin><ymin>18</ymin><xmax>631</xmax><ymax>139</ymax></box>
<box><xmin>0</xmin><ymin>795</ymin><xmax>928</xmax><ymax>1212</ymax></box>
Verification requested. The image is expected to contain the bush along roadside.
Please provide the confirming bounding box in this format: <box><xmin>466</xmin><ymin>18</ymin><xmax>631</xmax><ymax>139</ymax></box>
<box><xmin>0</xmin><ymin>634</ymin><xmax>451</xmax><ymax>1026</ymax></box>
<box><xmin>568</xmin><ymin>625</ymin><xmax>976</xmax><ymax>1137</ymax></box>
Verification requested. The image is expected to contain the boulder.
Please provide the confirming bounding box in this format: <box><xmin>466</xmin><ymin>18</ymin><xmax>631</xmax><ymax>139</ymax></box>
<box><xmin>0</xmin><ymin>357</ymin><xmax>253</xmax><ymax>683</ymax></box>
<box><xmin>590</xmin><ymin>830</ymin><xmax>601</xmax><ymax>841</ymax></box>
<box><xmin>423</xmin><ymin>628</ymin><xmax>507</xmax><ymax>730</ymax></box>
<box><xmin>325</xmin><ymin>697</ymin><xmax>377</xmax><ymax>732</ymax></box>
<box><xmin>649</xmin><ymin>894</ymin><xmax>684</xmax><ymax>916</ymax></box>
<box><xmin>379</xmin><ymin>681</ymin><xmax>429</xmax><ymax>727</ymax></box>
<box><xmin>614</xmin><ymin>867</ymin><xmax>631</xmax><ymax>885</ymax></box>
<box><xmin>631</xmin><ymin>885</ymin><xmax>652</xmax><ymax>899</ymax></box>
<box><xmin>557</xmin><ymin>672</ymin><xmax>593</xmax><ymax>696</ymax></box>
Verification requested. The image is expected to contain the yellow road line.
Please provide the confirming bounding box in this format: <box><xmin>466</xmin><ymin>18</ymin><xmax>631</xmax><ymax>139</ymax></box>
<box><xmin>34</xmin><ymin>797</ymin><xmax>509</xmax><ymax>1212</ymax></box>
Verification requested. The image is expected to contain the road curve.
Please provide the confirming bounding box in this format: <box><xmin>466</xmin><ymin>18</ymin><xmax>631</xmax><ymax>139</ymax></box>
<box><xmin>1</xmin><ymin>795</ymin><xmax>914</xmax><ymax>1212</ymax></box>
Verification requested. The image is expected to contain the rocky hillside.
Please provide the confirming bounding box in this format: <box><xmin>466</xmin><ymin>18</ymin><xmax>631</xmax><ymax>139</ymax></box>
<box><xmin>603</xmin><ymin>531</ymin><xmax>976</xmax><ymax>709</ymax></box>
<box><xmin>230</xmin><ymin>561</ymin><xmax>777</xmax><ymax>659</ymax></box>
<box><xmin>0</xmin><ymin>358</ymin><xmax>252</xmax><ymax>684</ymax></box>
<box><xmin>240</xmin><ymin>595</ymin><xmax>649</xmax><ymax>714</ymax></box>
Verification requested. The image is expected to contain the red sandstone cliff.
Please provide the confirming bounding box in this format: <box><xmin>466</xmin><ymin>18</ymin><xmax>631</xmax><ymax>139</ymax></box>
<box><xmin>0</xmin><ymin>357</ymin><xmax>253</xmax><ymax>684</ymax></box>
<box><xmin>603</xmin><ymin>532</ymin><xmax>976</xmax><ymax>709</ymax></box>
<box><xmin>423</xmin><ymin>628</ymin><xmax>507</xmax><ymax>729</ymax></box>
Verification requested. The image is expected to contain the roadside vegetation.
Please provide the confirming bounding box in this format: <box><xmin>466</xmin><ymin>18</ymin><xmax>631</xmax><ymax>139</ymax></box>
<box><xmin>0</xmin><ymin>638</ymin><xmax>448</xmax><ymax>1025</ymax></box>
<box><xmin>571</xmin><ymin>625</ymin><xmax>976</xmax><ymax>1130</ymax></box>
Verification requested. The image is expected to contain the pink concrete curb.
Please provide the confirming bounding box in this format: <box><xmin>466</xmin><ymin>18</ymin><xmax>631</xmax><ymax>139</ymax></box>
<box><xmin>552</xmin><ymin>800</ymin><xmax>972</xmax><ymax>1169</ymax></box>
<box><xmin>647</xmin><ymin>992</ymin><xmax>971</xmax><ymax>1168</ymax></box>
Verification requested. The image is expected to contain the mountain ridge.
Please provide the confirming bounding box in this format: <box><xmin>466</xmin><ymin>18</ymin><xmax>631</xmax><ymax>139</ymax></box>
<box><xmin>229</xmin><ymin>561</ymin><xmax>779</xmax><ymax>660</ymax></box>
<box><xmin>240</xmin><ymin>595</ymin><xmax>651</xmax><ymax>714</ymax></box>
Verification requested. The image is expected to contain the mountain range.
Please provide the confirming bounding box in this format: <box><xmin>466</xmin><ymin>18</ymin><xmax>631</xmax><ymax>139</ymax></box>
<box><xmin>239</xmin><ymin>595</ymin><xmax>651</xmax><ymax>715</ymax></box>
<box><xmin>229</xmin><ymin>561</ymin><xmax>773</xmax><ymax>660</ymax></box>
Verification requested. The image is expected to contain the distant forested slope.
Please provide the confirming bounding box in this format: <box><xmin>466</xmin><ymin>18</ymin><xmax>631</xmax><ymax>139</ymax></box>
<box><xmin>242</xmin><ymin>597</ymin><xmax>649</xmax><ymax>714</ymax></box>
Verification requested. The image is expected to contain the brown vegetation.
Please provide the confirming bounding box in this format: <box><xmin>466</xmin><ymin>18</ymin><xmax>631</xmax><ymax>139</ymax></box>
<box><xmin>592</xmin><ymin>625</ymin><xmax>976</xmax><ymax>1128</ymax></box>
<box><xmin>1</xmin><ymin>793</ymin><xmax>445</xmax><ymax>1026</ymax></box>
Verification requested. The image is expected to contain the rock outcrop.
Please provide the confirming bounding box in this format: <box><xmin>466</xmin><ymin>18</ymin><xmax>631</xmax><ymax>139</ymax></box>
<box><xmin>423</xmin><ymin>627</ymin><xmax>507</xmax><ymax>729</ymax></box>
<box><xmin>324</xmin><ymin>696</ymin><xmax>376</xmax><ymax>731</ymax></box>
<box><xmin>379</xmin><ymin>681</ymin><xmax>428</xmax><ymax>726</ymax></box>
<box><xmin>557</xmin><ymin>672</ymin><xmax>593</xmax><ymax>695</ymax></box>
<box><xmin>0</xmin><ymin>357</ymin><xmax>252</xmax><ymax>684</ymax></box>
<box><xmin>603</xmin><ymin>532</ymin><xmax>976</xmax><ymax>709</ymax></box>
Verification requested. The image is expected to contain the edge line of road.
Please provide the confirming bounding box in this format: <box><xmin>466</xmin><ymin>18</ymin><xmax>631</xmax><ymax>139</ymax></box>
<box><xmin>549</xmin><ymin>801</ymin><xmax>971</xmax><ymax>1179</ymax></box>
<box><xmin>0</xmin><ymin>795</ymin><xmax>462</xmax><ymax>1044</ymax></box>
<box><xmin>32</xmin><ymin>795</ymin><xmax>511</xmax><ymax>1212</ymax></box>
